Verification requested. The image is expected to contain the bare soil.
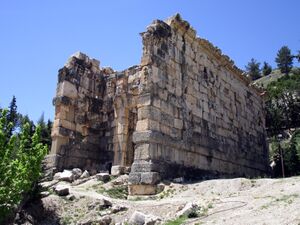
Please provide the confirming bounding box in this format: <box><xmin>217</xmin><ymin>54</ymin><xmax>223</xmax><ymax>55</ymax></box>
<box><xmin>34</xmin><ymin>175</ymin><xmax>300</xmax><ymax>225</ymax></box>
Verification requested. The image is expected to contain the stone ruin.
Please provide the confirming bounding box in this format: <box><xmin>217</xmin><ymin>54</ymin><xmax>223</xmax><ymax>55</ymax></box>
<box><xmin>46</xmin><ymin>14</ymin><xmax>269</xmax><ymax>195</ymax></box>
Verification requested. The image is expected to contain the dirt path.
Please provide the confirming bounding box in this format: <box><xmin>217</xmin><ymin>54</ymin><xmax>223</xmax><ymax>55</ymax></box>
<box><xmin>38</xmin><ymin>176</ymin><xmax>300</xmax><ymax>225</ymax></box>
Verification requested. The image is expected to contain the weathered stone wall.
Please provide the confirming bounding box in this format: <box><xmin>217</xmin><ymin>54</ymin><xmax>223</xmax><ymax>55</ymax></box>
<box><xmin>48</xmin><ymin>14</ymin><xmax>268</xmax><ymax>194</ymax></box>
<box><xmin>128</xmin><ymin>15</ymin><xmax>268</xmax><ymax>194</ymax></box>
<box><xmin>47</xmin><ymin>52</ymin><xmax>152</xmax><ymax>173</ymax></box>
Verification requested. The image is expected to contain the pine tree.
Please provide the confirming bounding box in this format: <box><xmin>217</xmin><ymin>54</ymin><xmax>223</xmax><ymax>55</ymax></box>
<box><xmin>6</xmin><ymin>96</ymin><xmax>19</xmax><ymax>137</ymax></box>
<box><xmin>37</xmin><ymin>113</ymin><xmax>52</xmax><ymax>149</ymax></box>
<box><xmin>262</xmin><ymin>62</ymin><xmax>272</xmax><ymax>76</ymax></box>
<box><xmin>245</xmin><ymin>58</ymin><xmax>261</xmax><ymax>80</ymax></box>
<box><xmin>275</xmin><ymin>46</ymin><xmax>293</xmax><ymax>75</ymax></box>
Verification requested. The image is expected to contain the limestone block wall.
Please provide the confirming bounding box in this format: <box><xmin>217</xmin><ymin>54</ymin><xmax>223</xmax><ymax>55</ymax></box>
<box><xmin>128</xmin><ymin>15</ymin><xmax>268</xmax><ymax>193</ymax></box>
<box><xmin>47</xmin><ymin>51</ymin><xmax>153</xmax><ymax>174</ymax></box>
<box><xmin>48</xmin><ymin>15</ymin><xmax>268</xmax><ymax>192</ymax></box>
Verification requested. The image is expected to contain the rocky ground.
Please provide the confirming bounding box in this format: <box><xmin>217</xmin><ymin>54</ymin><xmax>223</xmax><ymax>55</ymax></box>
<box><xmin>16</xmin><ymin>170</ymin><xmax>300</xmax><ymax>225</ymax></box>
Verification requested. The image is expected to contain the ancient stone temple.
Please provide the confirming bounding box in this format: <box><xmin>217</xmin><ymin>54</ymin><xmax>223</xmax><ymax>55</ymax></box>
<box><xmin>47</xmin><ymin>14</ymin><xmax>268</xmax><ymax>195</ymax></box>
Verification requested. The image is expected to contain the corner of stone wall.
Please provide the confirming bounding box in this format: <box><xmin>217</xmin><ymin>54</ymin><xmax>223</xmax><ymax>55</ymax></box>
<box><xmin>48</xmin><ymin>51</ymin><xmax>111</xmax><ymax>172</ymax></box>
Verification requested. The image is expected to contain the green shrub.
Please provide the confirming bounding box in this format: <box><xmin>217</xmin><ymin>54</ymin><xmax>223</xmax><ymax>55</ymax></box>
<box><xmin>0</xmin><ymin>109</ymin><xmax>48</xmax><ymax>223</ymax></box>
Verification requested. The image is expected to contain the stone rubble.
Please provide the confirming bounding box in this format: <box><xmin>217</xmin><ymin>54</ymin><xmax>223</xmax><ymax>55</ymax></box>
<box><xmin>129</xmin><ymin>211</ymin><xmax>161</xmax><ymax>225</ymax></box>
<box><xmin>72</xmin><ymin>168</ymin><xmax>83</xmax><ymax>179</ymax></box>
<box><xmin>54</xmin><ymin>185</ymin><xmax>69</xmax><ymax>196</ymax></box>
<box><xmin>96</xmin><ymin>172</ymin><xmax>110</xmax><ymax>182</ymax></box>
<box><xmin>80</xmin><ymin>170</ymin><xmax>90</xmax><ymax>179</ymax></box>
<box><xmin>58</xmin><ymin>170</ymin><xmax>74</xmax><ymax>182</ymax></box>
<box><xmin>175</xmin><ymin>202</ymin><xmax>200</xmax><ymax>218</ymax></box>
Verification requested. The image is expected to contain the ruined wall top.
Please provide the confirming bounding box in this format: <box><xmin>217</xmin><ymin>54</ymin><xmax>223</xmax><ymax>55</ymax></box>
<box><xmin>145</xmin><ymin>13</ymin><xmax>260</xmax><ymax>95</ymax></box>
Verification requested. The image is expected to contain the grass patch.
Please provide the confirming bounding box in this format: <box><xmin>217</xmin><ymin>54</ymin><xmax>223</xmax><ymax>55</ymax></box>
<box><xmin>158</xmin><ymin>188</ymin><xmax>176</xmax><ymax>199</ymax></box>
<box><xmin>198</xmin><ymin>206</ymin><xmax>208</xmax><ymax>217</ymax></box>
<box><xmin>260</xmin><ymin>193</ymin><xmax>299</xmax><ymax>210</ymax></box>
<box><xmin>129</xmin><ymin>196</ymin><xmax>143</xmax><ymax>201</ymax></box>
<box><xmin>275</xmin><ymin>194</ymin><xmax>299</xmax><ymax>204</ymax></box>
<box><xmin>105</xmin><ymin>186</ymin><xmax>128</xmax><ymax>199</ymax></box>
<box><xmin>164</xmin><ymin>215</ymin><xmax>187</xmax><ymax>225</ymax></box>
<box><xmin>207</xmin><ymin>202</ymin><xmax>213</xmax><ymax>209</ymax></box>
<box><xmin>96</xmin><ymin>185</ymin><xmax>128</xmax><ymax>199</ymax></box>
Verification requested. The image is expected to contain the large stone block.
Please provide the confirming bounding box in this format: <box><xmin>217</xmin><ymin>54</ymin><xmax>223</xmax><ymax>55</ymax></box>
<box><xmin>134</xmin><ymin>144</ymin><xmax>151</xmax><ymax>160</ymax></box>
<box><xmin>131</xmin><ymin>161</ymin><xmax>159</xmax><ymax>173</ymax></box>
<box><xmin>57</xmin><ymin>81</ymin><xmax>78</xmax><ymax>99</ymax></box>
<box><xmin>128</xmin><ymin>184</ymin><xmax>157</xmax><ymax>195</ymax></box>
<box><xmin>111</xmin><ymin>165</ymin><xmax>125</xmax><ymax>176</ymax></box>
<box><xmin>140</xmin><ymin>172</ymin><xmax>160</xmax><ymax>185</ymax></box>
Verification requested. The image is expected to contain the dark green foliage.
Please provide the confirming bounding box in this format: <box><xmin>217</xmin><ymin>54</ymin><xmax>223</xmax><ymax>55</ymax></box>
<box><xmin>262</xmin><ymin>62</ymin><xmax>272</xmax><ymax>76</ymax></box>
<box><xmin>6</xmin><ymin>96</ymin><xmax>18</xmax><ymax>137</ymax></box>
<box><xmin>266</xmin><ymin>72</ymin><xmax>300</xmax><ymax>133</ymax></box>
<box><xmin>275</xmin><ymin>46</ymin><xmax>293</xmax><ymax>75</ymax></box>
<box><xmin>267</xmin><ymin>68</ymin><xmax>300</xmax><ymax>177</ymax></box>
<box><xmin>245</xmin><ymin>58</ymin><xmax>261</xmax><ymax>80</ymax></box>
<box><xmin>0</xmin><ymin>109</ymin><xmax>48</xmax><ymax>223</ymax></box>
<box><xmin>20</xmin><ymin>114</ymin><xmax>35</xmax><ymax>137</ymax></box>
<box><xmin>37</xmin><ymin>113</ymin><xmax>52</xmax><ymax>149</ymax></box>
<box><xmin>270</xmin><ymin>131</ymin><xmax>300</xmax><ymax>177</ymax></box>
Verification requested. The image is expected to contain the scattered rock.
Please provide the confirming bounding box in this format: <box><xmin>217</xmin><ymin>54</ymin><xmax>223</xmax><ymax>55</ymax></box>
<box><xmin>175</xmin><ymin>202</ymin><xmax>199</xmax><ymax>218</ymax></box>
<box><xmin>98</xmin><ymin>198</ymin><xmax>112</xmax><ymax>210</ymax></box>
<box><xmin>66</xmin><ymin>194</ymin><xmax>75</xmax><ymax>201</ymax></box>
<box><xmin>112</xmin><ymin>174</ymin><xmax>129</xmax><ymax>185</ymax></box>
<box><xmin>111</xmin><ymin>205</ymin><xmax>128</xmax><ymax>213</ymax></box>
<box><xmin>145</xmin><ymin>215</ymin><xmax>161</xmax><ymax>225</ymax></box>
<box><xmin>97</xmin><ymin>215</ymin><xmax>112</xmax><ymax>225</ymax></box>
<box><xmin>129</xmin><ymin>211</ymin><xmax>161</xmax><ymax>225</ymax></box>
<box><xmin>54</xmin><ymin>185</ymin><xmax>69</xmax><ymax>196</ymax></box>
<box><xmin>39</xmin><ymin>179</ymin><xmax>59</xmax><ymax>189</ymax></box>
<box><xmin>72</xmin><ymin>177</ymin><xmax>91</xmax><ymax>186</ymax></box>
<box><xmin>40</xmin><ymin>191</ymin><xmax>50</xmax><ymax>198</ymax></box>
<box><xmin>111</xmin><ymin>165</ymin><xmax>124</xmax><ymax>176</ymax></box>
<box><xmin>80</xmin><ymin>170</ymin><xmax>90</xmax><ymax>179</ymax></box>
<box><xmin>129</xmin><ymin>211</ymin><xmax>145</xmax><ymax>225</ymax></box>
<box><xmin>78</xmin><ymin>215</ymin><xmax>112</xmax><ymax>225</ymax></box>
<box><xmin>53</xmin><ymin>172</ymin><xmax>62</xmax><ymax>180</ymax></box>
<box><xmin>72</xmin><ymin>168</ymin><xmax>83</xmax><ymax>179</ymax></box>
<box><xmin>88</xmin><ymin>198</ymin><xmax>112</xmax><ymax>210</ymax></box>
<box><xmin>59</xmin><ymin>170</ymin><xmax>74</xmax><ymax>182</ymax></box>
<box><xmin>96</xmin><ymin>173</ymin><xmax>110</xmax><ymax>182</ymax></box>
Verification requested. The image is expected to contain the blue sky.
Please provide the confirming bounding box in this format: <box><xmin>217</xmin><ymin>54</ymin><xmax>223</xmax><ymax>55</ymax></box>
<box><xmin>0</xmin><ymin>1</ymin><xmax>299</xmax><ymax>122</ymax></box>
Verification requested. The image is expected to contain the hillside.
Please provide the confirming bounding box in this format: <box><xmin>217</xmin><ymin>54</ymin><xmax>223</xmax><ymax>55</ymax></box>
<box><xmin>17</xmin><ymin>173</ymin><xmax>300</xmax><ymax>225</ymax></box>
<box><xmin>252</xmin><ymin>69</ymin><xmax>285</xmax><ymax>89</ymax></box>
